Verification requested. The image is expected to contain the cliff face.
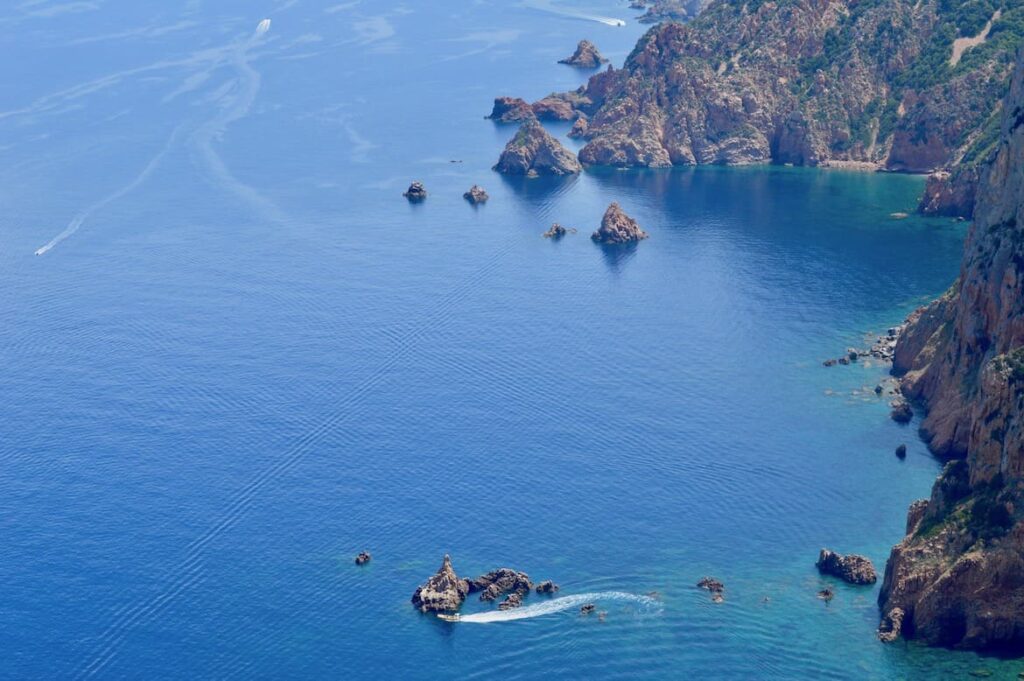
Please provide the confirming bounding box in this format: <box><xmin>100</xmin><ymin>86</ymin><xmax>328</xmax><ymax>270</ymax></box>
<box><xmin>878</xmin><ymin>52</ymin><xmax>1024</xmax><ymax>652</ymax></box>
<box><xmin>566</xmin><ymin>0</ymin><xmax>1020</xmax><ymax>170</ymax></box>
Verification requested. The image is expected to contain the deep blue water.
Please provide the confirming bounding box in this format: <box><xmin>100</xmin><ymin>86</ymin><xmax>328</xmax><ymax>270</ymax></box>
<box><xmin>0</xmin><ymin>1</ymin><xmax>1019</xmax><ymax>679</ymax></box>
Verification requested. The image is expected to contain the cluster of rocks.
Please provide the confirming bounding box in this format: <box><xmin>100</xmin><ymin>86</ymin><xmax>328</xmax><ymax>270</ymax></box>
<box><xmin>486</xmin><ymin>95</ymin><xmax>586</xmax><ymax>125</ymax></box>
<box><xmin>823</xmin><ymin>327</ymin><xmax>903</xmax><ymax>367</ymax></box>
<box><xmin>890</xmin><ymin>399</ymin><xmax>913</xmax><ymax>424</ymax></box>
<box><xmin>591</xmin><ymin>202</ymin><xmax>648</xmax><ymax>244</ymax></box>
<box><xmin>354</xmin><ymin>551</ymin><xmax>372</xmax><ymax>565</ymax></box>
<box><xmin>697</xmin><ymin>576</ymin><xmax>725</xmax><ymax>603</ymax></box>
<box><xmin>411</xmin><ymin>555</ymin><xmax>558</xmax><ymax>614</ymax></box>
<box><xmin>559</xmin><ymin>40</ymin><xmax>608</xmax><ymax>68</ymax></box>
<box><xmin>815</xmin><ymin>549</ymin><xmax>878</xmax><ymax>585</ymax></box>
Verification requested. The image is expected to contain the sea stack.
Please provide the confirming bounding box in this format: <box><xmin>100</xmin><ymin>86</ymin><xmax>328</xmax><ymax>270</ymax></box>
<box><xmin>411</xmin><ymin>554</ymin><xmax>469</xmax><ymax>612</ymax></box>
<box><xmin>493</xmin><ymin>119</ymin><xmax>582</xmax><ymax>177</ymax></box>
<box><xmin>591</xmin><ymin>203</ymin><xmax>648</xmax><ymax>244</ymax></box>
<box><xmin>558</xmin><ymin>40</ymin><xmax>608</xmax><ymax>68</ymax></box>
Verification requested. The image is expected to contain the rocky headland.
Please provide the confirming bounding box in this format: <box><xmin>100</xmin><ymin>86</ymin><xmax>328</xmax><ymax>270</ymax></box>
<box><xmin>559</xmin><ymin>40</ymin><xmax>608</xmax><ymax>68</ymax></box>
<box><xmin>877</xmin><ymin>53</ymin><xmax>1024</xmax><ymax>652</ymax></box>
<box><xmin>493</xmin><ymin>120</ymin><xmax>582</xmax><ymax>177</ymax></box>
<box><xmin>591</xmin><ymin>202</ymin><xmax>648</xmax><ymax>244</ymax></box>
<box><xmin>502</xmin><ymin>0</ymin><xmax>1020</xmax><ymax>184</ymax></box>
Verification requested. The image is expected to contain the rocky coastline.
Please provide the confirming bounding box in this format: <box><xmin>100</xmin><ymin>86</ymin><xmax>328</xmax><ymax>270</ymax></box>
<box><xmin>876</xmin><ymin>53</ymin><xmax>1024</xmax><ymax>653</ymax></box>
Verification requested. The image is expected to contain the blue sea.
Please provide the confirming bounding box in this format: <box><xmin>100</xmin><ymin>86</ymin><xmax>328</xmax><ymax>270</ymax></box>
<box><xmin>1</xmin><ymin>1</ymin><xmax>1019</xmax><ymax>678</ymax></box>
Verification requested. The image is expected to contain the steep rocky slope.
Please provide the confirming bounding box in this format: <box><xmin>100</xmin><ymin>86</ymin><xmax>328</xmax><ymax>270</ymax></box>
<box><xmin>878</xmin><ymin>52</ymin><xmax>1024</xmax><ymax>652</ymax></box>
<box><xmin>556</xmin><ymin>0</ymin><xmax>1023</xmax><ymax>172</ymax></box>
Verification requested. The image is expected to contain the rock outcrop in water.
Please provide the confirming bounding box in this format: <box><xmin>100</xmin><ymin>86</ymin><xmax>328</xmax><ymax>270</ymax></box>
<box><xmin>815</xmin><ymin>549</ymin><xmax>877</xmax><ymax>585</ymax></box>
<box><xmin>918</xmin><ymin>165</ymin><xmax>981</xmax><ymax>219</ymax></box>
<box><xmin>467</xmin><ymin>568</ymin><xmax>533</xmax><ymax>602</ymax></box>
<box><xmin>403</xmin><ymin>181</ymin><xmax>428</xmax><ymax>202</ymax></box>
<box><xmin>493</xmin><ymin>120</ymin><xmax>583</xmax><ymax>177</ymax></box>
<box><xmin>559</xmin><ymin>40</ymin><xmax>609</xmax><ymax>68</ymax></box>
<box><xmin>463</xmin><ymin>185</ymin><xmax>489</xmax><ymax>204</ymax></box>
<box><xmin>354</xmin><ymin>551</ymin><xmax>371</xmax><ymax>565</ymax></box>
<box><xmin>487</xmin><ymin>97</ymin><xmax>535</xmax><ymax>123</ymax></box>
<box><xmin>591</xmin><ymin>203</ymin><xmax>648</xmax><ymax>244</ymax></box>
<box><xmin>528</xmin><ymin>0</ymin><xmax>1019</xmax><ymax>180</ymax></box>
<box><xmin>411</xmin><ymin>555</ymin><xmax>469</xmax><ymax>612</ymax></box>
<box><xmin>878</xmin><ymin>53</ymin><xmax>1024</xmax><ymax>652</ymax></box>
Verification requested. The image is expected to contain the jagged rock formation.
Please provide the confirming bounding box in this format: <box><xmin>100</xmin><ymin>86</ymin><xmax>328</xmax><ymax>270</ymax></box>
<box><xmin>535</xmin><ymin>580</ymin><xmax>560</xmax><ymax>594</ymax></box>
<box><xmin>569</xmin><ymin>116</ymin><xmax>590</xmax><ymax>138</ymax></box>
<box><xmin>559</xmin><ymin>40</ymin><xmax>609</xmax><ymax>68</ymax></box>
<box><xmin>487</xmin><ymin>97</ymin><xmax>535</xmax><ymax>123</ymax></box>
<box><xmin>463</xmin><ymin>185</ymin><xmax>489</xmax><ymax>204</ymax></box>
<box><xmin>918</xmin><ymin>166</ymin><xmax>981</xmax><ymax>218</ymax></box>
<box><xmin>532</xmin><ymin>95</ymin><xmax>576</xmax><ymax>122</ymax></box>
<box><xmin>591</xmin><ymin>203</ymin><xmax>648</xmax><ymax>244</ymax></box>
<box><xmin>467</xmin><ymin>568</ymin><xmax>533</xmax><ymax>602</ymax></box>
<box><xmin>879</xmin><ymin>53</ymin><xmax>1024</xmax><ymax>652</ymax></box>
<box><xmin>411</xmin><ymin>555</ymin><xmax>469</xmax><ymax>612</ymax></box>
<box><xmin>493</xmin><ymin>120</ymin><xmax>583</xmax><ymax>177</ymax></box>
<box><xmin>403</xmin><ymin>181</ymin><xmax>428</xmax><ymax>202</ymax></box>
<box><xmin>543</xmin><ymin>223</ymin><xmax>576</xmax><ymax>239</ymax></box>
<box><xmin>815</xmin><ymin>549</ymin><xmax>877</xmax><ymax>585</ymax></box>
<box><xmin>537</xmin><ymin>0</ymin><xmax>1021</xmax><ymax>172</ymax></box>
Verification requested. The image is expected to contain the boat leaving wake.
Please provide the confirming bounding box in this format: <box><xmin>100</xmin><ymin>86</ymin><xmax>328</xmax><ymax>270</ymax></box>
<box><xmin>443</xmin><ymin>592</ymin><xmax>660</xmax><ymax>624</ymax></box>
<box><xmin>522</xmin><ymin>0</ymin><xmax>626</xmax><ymax>27</ymax></box>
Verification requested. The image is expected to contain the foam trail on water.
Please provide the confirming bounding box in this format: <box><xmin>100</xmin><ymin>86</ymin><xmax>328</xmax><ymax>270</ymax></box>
<box><xmin>450</xmin><ymin>592</ymin><xmax>660</xmax><ymax>624</ymax></box>
<box><xmin>34</xmin><ymin>125</ymin><xmax>184</xmax><ymax>255</ymax></box>
<box><xmin>522</xmin><ymin>0</ymin><xmax>626</xmax><ymax>26</ymax></box>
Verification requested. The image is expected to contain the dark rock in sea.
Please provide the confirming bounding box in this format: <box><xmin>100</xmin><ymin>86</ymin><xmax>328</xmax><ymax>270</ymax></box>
<box><xmin>895</xmin><ymin>444</ymin><xmax>907</xmax><ymax>459</ymax></box>
<box><xmin>878</xmin><ymin>607</ymin><xmax>906</xmax><ymax>643</ymax></box>
<box><xmin>823</xmin><ymin>359</ymin><xmax>837</xmax><ymax>367</ymax></box>
<box><xmin>463</xmin><ymin>185</ymin><xmax>489</xmax><ymax>204</ymax></box>
<box><xmin>411</xmin><ymin>554</ymin><xmax>469</xmax><ymax>612</ymax></box>
<box><xmin>558</xmin><ymin>40</ymin><xmax>609</xmax><ymax>68</ymax></box>
<box><xmin>816</xmin><ymin>549</ymin><xmax>877</xmax><ymax>585</ymax></box>
<box><xmin>543</xmin><ymin>223</ymin><xmax>576</xmax><ymax>239</ymax></box>
<box><xmin>468</xmin><ymin>568</ymin><xmax>533</xmax><ymax>602</ymax></box>
<box><xmin>568</xmin><ymin>116</ymin><xmax>590</xmax><ymax>139</ymax></box>
<box><xmin>838</xmin><ymin>357</ymin><xmax>850</xmax><ymax>366</ymax></box>
<box><xmin>535</xmin><ymin>580</ymin><xmax>560</xmax><ymax>594</ymax></box>
<box><xmin>487</xmin><ymin>96</ymin><xmax>536</xmax><ymax>123</ymax></box>
<box><xmin>697</xmin><ymin>576</ymin><xmax>724</xmax><ymax>593</ymax></box>
<box><xmin>712</xmin><ymin>592</ymin><xmax>725</xmax><ymax>603</ymax></box>
<box><xmin>817</xmin><ymin>587</ymin><xmax>835</xmax><ymax>602</ymax></box>
<box><xmin>498</xmin><ymin>593</ymin><xmax>523</xmax><ymax>610</ymax></box>
<box><xmin>591</xmin><ymin>202</ymin><xmax>648</xmax><ymax>244</ymax></box>
<box><xmin>890</xmin><ymin>400</ymin><xmax>913</xmax><ymax>424</ymax></box>
<box><xmin>403</xmin><ymin>181</ymin><xmax>428</xmax><ymax>202</ymax></box>
<box><xmin>493</xmin><ymin>120</ymin><xmax>582</xmax><ymax>177</ymax></box>
<box><xmin>580</xmin><ymin>603</ymin><xmax>596</xmax><ymax>615</ymax></box>
<box><xmin>354</xmin><ymin>551</ymin><xmax>372</xmax><ymax>565</ymax></box>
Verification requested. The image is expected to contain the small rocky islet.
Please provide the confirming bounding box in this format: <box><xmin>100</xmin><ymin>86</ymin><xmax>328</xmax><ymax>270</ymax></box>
<box><xmin>558</xmin><ymin>40</ymin><xmax>608</xmax><ymax>68</ymax></box>
<box><xmin>410</xmin><ymin>554</ymin><xmax>556</xmax><ymax>614</ymax></box>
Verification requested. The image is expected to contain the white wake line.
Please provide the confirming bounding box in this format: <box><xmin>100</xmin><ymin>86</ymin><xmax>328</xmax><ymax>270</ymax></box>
<box><xmin>34</xmin><ymin>124</ymin><xmax>185</xmax><ymax>256</ymax></box>
<box><xmin>448</xmin><ymin>592</ymin><xmax>660</xmax><ymax>624</ymax></box>
<box><xmin>522</xmin><ymin>0</ymin><xmax>626</xmax><ymax>26</ymax></box>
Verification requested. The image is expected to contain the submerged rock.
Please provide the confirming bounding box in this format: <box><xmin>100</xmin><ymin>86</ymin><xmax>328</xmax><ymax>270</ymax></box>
<box><xmin>591</xmin><ymin>202</ymin><xmax>648</xmax><ymax>244</ymax></box>
<box><xmin>895</xmin><ymin>444</ymin><xmax>908</xmax><ymax>459</ymax></box>
<box><xmin>403</xmin><ymin>181</ymin><xmax>428</xmax><ymax>202</ymax></box>
<box><xmin>697</xmin><ymin>576</ymin><xmax>724</xmax><ymax>593</ymax></box>
<box><xmin>815</xmin><ymin>549</ymin><xmax>877</xmax><ymax>585</ymax></box>
<box><xmin>817</xmin><ymin>587</ymin><xmax>835</xmax><ymax>602</ymax></box>
<box><xmin>411</xmin><ymin>554</ymin><xmax>469</xmax><ymax>612</ymax></box>
<box><xmin>487</xmin><ymin>96</ymin><xmax>535</xmax><ymax>123</ymax></box>
<box><xmin>354</xmin><ymin>551</ymin><xmax>372</xmax><ymax>565</ymax></box>
<box><xmin>463</xmin><ymin>185</ymin><xmax>489</xmax><ymax>204</ymax></box>
<box><xmin>580</xmin><ymin>603</ymin><xmax>596</xmax><ymax>615</ymax></box>
<box><xmin>558</xmin><ymin>40</ymin><xmax>608</xmax><ymax>68</ymax></box>
<box><xmin>493</xmin><ymin>120</ymin><xmax>582</xmax><ymax>177</ymax></box>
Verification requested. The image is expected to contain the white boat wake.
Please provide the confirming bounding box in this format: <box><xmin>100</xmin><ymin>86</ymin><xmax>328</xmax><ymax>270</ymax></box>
<box><xmin>34</xmin><ymin>124</ymin><xmax>184</xmax><ymax>256</ymax></box>
<box><xmin>444</xmin><ymin>592</ymin><xmax>660</xmax><ymax>624</ymax></box>
<box><xmin>522</xmin><ymin>0</ymin><xmax>626</xmax><ymax>26</ymax></box>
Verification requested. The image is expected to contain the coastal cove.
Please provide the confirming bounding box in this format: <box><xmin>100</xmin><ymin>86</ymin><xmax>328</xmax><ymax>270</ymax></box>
<box><xmin>0</xmin><ymin>1</ymin><xmax>1020</xmax><ymax>678</ymax></box>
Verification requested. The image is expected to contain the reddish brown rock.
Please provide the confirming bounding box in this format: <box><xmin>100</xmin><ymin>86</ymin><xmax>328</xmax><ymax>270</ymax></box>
<box><xmin>591</xmin><ymin>202</ymin><xmax>648</xmax><ymax>244</ymax></box>
<box><xmin>411</xmin><ymin>555</ymin><xmax>469</xmax><ymax>612</ymax></box>
<box><xmin>558</xmin><ymin>40</ymin><xmax>609</xmax><ymax>68</ymax></box>
<box><xmin>815</xmin><ymin>549</ymin><xmax>877</xmax><ymax>585</ymax></box>
<box><xmin>487</xmin><ymin>96</ymin><xmax>536</xmax><ymax>123</ymax></box>
<box><xmin>493</xmin><ymin>120</ymin><xmax>582</xmax><ymax>177</ymax></box>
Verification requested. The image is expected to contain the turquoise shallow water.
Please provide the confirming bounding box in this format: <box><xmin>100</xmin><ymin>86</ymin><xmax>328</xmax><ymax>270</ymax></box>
<box><xmin>0</xmin><ymin>1</ymin><xmax>1020</xmax><ymax>679</ymax></box>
